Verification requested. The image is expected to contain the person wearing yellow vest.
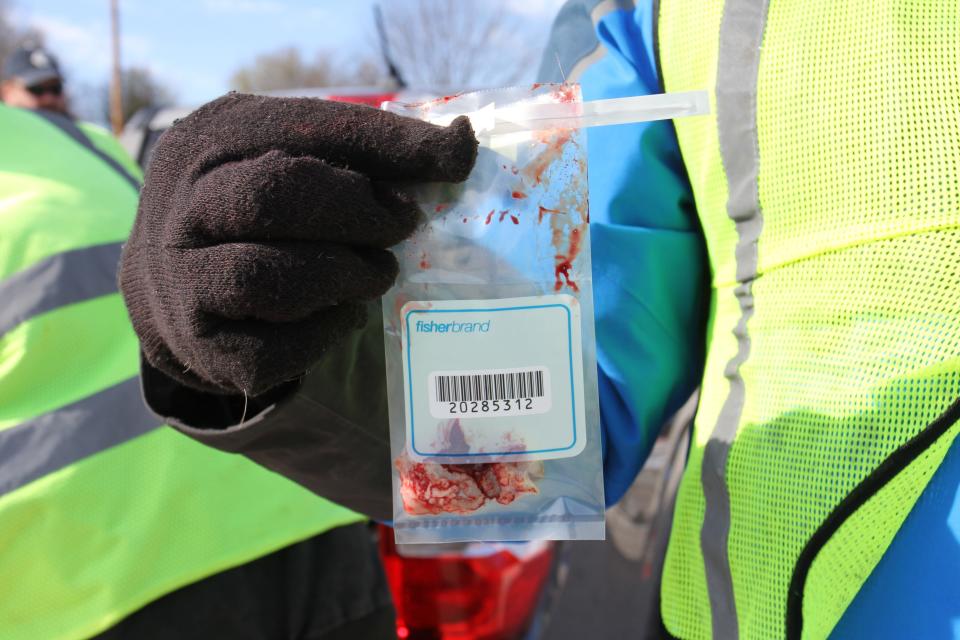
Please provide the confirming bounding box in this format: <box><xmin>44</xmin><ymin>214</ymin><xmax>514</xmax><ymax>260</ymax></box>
<box><xmin>542</xmin><ymin>2</ymin><xmax>960</xmax><ymax>638</ymax></box>
<box><xmin>115</xmin><ymin>1</ymin><xmax>959</xmax><ymax>640</ymax></box>
<box><xmin>541</xmin><ymin>2</ymin><xmax>960</xmax><ymax>638</ymax></box>
<box><xmin>0</xmin><ymin>99</ymin><xmax>400</xmax><ymax>637</ymax></box>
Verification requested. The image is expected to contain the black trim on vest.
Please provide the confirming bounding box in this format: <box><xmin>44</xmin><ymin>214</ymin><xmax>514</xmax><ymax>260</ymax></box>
<box><xmin>30</xmin><ymin>109</ymin><xmax>141</xmax><ymax>192</ymax></box>
<box><xmin>657</xmin><ymin>616</ymin><xmax>682</xmax><ymax>640</ymax></box>
<box><xmin>786</xmin><ymin>395</ymin><xmax>960</xmax><ymax>640</ymax></box>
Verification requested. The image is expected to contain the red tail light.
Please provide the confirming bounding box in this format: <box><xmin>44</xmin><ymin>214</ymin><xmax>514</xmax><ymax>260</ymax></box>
<box><xmin>378</xmin><ymin>525</ymin><xmax>554</xmax><ymax>640</ymax></box>
<box><xmin>326</xmin><ymin>93</ymin><xmax>399</xmax><ymax>108</ymax></box>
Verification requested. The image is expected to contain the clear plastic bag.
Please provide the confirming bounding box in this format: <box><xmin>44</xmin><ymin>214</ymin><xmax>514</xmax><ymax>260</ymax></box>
<box><xmin>381</xmin><ymin>84</ymin><xmax>707</xmax><ymax>543</ymax></box>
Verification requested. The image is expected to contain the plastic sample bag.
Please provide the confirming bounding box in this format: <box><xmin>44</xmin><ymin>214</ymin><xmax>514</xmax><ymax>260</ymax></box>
<box><xmin>382</xmin><ymin>84</ymin><xmax>707</xmax><ymax>543</ymax></box>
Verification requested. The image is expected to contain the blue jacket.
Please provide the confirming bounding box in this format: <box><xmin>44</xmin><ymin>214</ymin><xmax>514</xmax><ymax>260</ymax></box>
<box><xmin>540</xmin><ymin>1</ymin><xmax>960</xmax><ymax>637</ymax></box>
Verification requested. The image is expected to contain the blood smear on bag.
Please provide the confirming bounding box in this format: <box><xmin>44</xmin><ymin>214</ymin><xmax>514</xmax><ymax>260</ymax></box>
<box><xmin>517</xmin><ymin>123</ymin><xmax>588</xmax><ymax>294</ymax></box>
<box><xmin>554</xmin><ymin>227</ymin><xmax>582</xmax><ymax>292</ymax></box>
<box><xmin>522</xmin><ymin>130</ymin><xmax>572</xmax><ymax>186</ymax></box>
<box><xmin>538</xmin><ymin>206</ymin><xmax>562</xmax><ymax>223</ymax></box>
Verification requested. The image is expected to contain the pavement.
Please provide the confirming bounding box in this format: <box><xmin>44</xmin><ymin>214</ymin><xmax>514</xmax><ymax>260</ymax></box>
<box><xmin>542</xmin><ymin>395</ymin><xmax>696</xmax><ymax>640</ymax></box>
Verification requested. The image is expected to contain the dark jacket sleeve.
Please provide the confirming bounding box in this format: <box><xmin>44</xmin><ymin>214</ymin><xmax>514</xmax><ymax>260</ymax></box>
<box><xmin>140</xmin><ymin>302</ymin><xmax>393</xmax><ymax>522</ymax></box>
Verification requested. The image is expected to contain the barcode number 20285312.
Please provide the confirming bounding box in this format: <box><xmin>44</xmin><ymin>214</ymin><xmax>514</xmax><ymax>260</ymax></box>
<box><xmin>428</xmin><ymin>368</ymin><xmax>551</xmax><ymax>419</ymax></box>
<box><xmin>448</xmin><ymin>398</ymin><xmax>535</xmax><ymax>415</ymax></box>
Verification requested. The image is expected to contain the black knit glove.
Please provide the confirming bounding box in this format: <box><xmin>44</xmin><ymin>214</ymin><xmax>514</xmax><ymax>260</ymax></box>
<box><xmin>120</xmin><ymin>93</ymin><xmax>477</xmax><ymax>396</ymax></box>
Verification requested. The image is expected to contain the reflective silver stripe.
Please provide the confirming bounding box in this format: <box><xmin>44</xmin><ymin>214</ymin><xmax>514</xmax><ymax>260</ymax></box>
<box><xmin>700</xmin><ymin>0</ymin><xmax>771</xmax><ymax>638</ymax></box>
<box><xmin>0</xmin><ymin>242</ymin><xmax>123</xmax><ymax>338</ymax></box>
<box><xmin>0</xmin><ymin>376</ymin><xmax>161</xmax><ymax>497</ymax></box>
<box><xmin>537</xmin><ymin>0</ymin><xmax>636</xmax><ymax>84</ymax></box>
<box><xmin>31</xmin><ymin>109</ymin><xmax>140</xmax><ymax>192</ymax></box>
<box><xmin>568</xmin><ymin>0</ymin><xmax>636</xmax><ymax>82</ymax></box>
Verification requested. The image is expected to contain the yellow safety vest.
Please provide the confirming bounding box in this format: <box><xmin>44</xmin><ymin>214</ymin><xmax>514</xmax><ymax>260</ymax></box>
<box><xmin>0</xmin><ymin>105</ymin><xmax>363</xmax><ymax>639</ymax></box>
<box><xmin>656</xmin><ymin>1</ymin><xmax>960</xmax><ymax>638</ymax></box>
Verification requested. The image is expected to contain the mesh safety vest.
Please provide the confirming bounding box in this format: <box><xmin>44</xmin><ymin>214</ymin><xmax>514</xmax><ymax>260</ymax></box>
<box><xmin>0</xmin><ymin>105</ymin><xmax>363</xmax><ymax>639</ymax></box>
<box><xmin>656</xmin><ymin>1</ymin><xmax>960</xmax><ymax>638</ymax></box>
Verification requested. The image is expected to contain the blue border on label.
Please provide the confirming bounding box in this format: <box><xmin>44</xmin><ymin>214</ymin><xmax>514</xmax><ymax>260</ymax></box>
<box><xmin>405</xmin><ymin>303</ymin><xmax>578</xmax><ymax>458</ymax></box>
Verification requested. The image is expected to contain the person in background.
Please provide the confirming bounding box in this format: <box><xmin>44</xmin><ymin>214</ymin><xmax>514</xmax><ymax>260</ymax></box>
<box><xmin>0</xmin><ymin>67</ymin><xmax>397</xmax><ymax>640</ymax></box>
<box><xmin>1</xmin><ymin>44</ymin><xmax>70</xmax><ymax>116</ymax></box>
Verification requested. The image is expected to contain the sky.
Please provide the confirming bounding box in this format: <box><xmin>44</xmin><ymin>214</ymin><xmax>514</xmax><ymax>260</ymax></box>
<box><xmin>10</xmin><ymin>0</ymin><xmax>568</xmax><ymax>117</ymax></box>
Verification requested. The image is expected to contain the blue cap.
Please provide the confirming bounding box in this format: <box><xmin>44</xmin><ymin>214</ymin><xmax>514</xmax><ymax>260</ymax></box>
<box><xmin>3</xmin><ymin>45</ymin><xmax>63</xmax><ymax>87</ymax></box>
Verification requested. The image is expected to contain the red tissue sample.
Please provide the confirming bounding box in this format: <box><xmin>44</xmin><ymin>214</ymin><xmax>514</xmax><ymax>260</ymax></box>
<box><xmin>396</xmin><ymin>455</ymin><xmax>543</xmax><ymax>515</ymax></box>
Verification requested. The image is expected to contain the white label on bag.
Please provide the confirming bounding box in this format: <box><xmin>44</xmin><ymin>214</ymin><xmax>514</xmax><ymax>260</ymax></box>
<box><xmin>401</xmin><ymin>295</ymin><xmax>586</xmax><ymax>463</ymax></box>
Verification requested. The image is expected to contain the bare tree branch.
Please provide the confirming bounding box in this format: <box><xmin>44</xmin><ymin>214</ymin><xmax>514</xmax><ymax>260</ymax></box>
<box><xmin>229</xmin><ymin>47</ymin><xmax>387</xmax><ymax>93</ymax></box>
<box><xmin>379</xmin><ymin>0</ymin><xmax>539</xmax><ymax>89</ymax></box>
<box><xmin>100</xmin><ymin>66</ymin><xmax>175</xmax><ymax>125</ymax></box>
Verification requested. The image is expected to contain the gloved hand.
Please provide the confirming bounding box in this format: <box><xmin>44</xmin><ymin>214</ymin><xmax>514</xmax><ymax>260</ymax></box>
<box><xmin>120</xmin><ymin>92</ymin><xmax>478</xmax><ymax>397</ymax></box>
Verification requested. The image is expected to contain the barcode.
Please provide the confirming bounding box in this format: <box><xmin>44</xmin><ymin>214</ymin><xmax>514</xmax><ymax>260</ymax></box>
<box><xmin>434</xmin><ymin>370</ymin><xmax>545</xmax><ymax>402</ymax></box>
